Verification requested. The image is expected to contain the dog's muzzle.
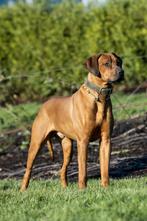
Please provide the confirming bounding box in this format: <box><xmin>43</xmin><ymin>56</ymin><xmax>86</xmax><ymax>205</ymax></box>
<box><xmin>117</xmin><ymin>70</ymin><xmax>124</xmax><ymax>82</ymax></box>
<box><xmin>108</xmin><ymin>69</ymin><xmax>124</xmax><ymax>83</ymax></box>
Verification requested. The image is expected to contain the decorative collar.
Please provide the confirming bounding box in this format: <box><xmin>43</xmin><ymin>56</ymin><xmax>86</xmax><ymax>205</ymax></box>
<box><xmin>84</xmin><ymin>79</ymin><xmax>113</xmax><ymax>102</ymax></box>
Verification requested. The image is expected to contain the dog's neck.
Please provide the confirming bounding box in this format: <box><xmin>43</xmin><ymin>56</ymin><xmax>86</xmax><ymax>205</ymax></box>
<box><xmin>87</xmin><ymin>72</ymin><xmax>110</xmax><ymax>87</ymax></box>
<box><xmin>83</xmin><ymin>73</ymin><xmax>113</xmax><ymax>102</ymax></box>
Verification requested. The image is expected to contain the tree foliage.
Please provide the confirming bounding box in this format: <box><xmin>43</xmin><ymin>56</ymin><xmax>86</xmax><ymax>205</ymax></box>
<box><xmin>0</xmin><ymin>0</ymin><xmax>147</xmax><ymax>104</ymax></box>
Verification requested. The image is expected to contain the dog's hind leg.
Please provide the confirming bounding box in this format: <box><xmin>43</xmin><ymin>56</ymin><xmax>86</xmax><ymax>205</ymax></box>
<box><xmin>47</xmin><ymin>139</ymin><xmax>54</xmax><ymax>161</ymax></box>
<box><xmin>20</xmin><ymin>114</ymin><xmax>51</xmax><ymax>191</ymax></box>
<box><xmin>60</xmin><ymin>137</ymin><xmax>72</xmax><ymax>188</ymax></box>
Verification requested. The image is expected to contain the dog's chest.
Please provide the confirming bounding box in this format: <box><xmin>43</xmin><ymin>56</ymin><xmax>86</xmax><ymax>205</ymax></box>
<box><xmin>88</xmin><ymin>102</ymin><xmax>107</xmax><ymax>141</ymax></box>
<box><xmin>85</xmin><ymin>101</ymin><xmax>106</xmax><ymax>128</ymax></box>
<box><xmin>95</xmin><ymin>101</ymin><xmax>105</xmax><ymax>126</ymax></box>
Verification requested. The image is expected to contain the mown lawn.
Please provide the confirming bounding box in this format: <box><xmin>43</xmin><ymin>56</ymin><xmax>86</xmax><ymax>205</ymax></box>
<box><xmin>0</xmin><ymin>177</ymin><xmax>147</xmax><ymax>221</ymax></box>
<box><xmin>0</xmin><ymin>92</ymin><xmax>146</xmax><ymax>132</ymax></box>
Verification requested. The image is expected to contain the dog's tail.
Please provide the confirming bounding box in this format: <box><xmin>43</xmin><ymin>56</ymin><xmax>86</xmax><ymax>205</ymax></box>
<box><xmin>47</xmin><ymin>139</ymin><xmax>54</xmax><ymax>161</ymax></box>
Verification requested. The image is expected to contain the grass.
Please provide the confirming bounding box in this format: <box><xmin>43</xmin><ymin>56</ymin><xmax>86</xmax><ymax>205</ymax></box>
<box><xmin>0</xmin><ymin>92</ymin><xmax>146</xmax><ymax>133</ymax></box>
<box><xmin>0</xmin><ymin>177</ymin><xmax>147</xmax><ymax>221</ymax></box>
<box><xmin>0</xmin><ymin>102</ymin><xmax>39</xmax><ymax>132</ymax></box>
<box><xmin>111</xmin><ymin>92</ymin><xmax>147</xmax><ymax>120</ymax></box>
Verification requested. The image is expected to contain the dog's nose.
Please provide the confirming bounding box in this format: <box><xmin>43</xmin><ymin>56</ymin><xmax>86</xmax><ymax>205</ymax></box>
<box><xmin>118</xmin><ymin>70</ymin><xmax>124</xmax><ymax>82</ymax></box>
<box><xmin>117</xmin><ymin>69</ymin><xmax>124</xmax><ymax>82</ymax></box>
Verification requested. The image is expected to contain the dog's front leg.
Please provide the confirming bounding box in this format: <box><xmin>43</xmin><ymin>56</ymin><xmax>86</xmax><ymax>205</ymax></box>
<box><xmin>77</xmin><ymin>139</ymin><xmax>88</xmax><ymax>189</ymax></box>
<box><xmin>99</xmin><ymin>135</ymin><xmax>111</xmax><ymax>187</ymax></box>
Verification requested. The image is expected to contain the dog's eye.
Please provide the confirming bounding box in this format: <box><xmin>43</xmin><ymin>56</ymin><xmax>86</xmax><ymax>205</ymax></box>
<box><xmin>104</xmin><ymin>62</ymin><xmax>111</xmax><ymax>67</ymax></box>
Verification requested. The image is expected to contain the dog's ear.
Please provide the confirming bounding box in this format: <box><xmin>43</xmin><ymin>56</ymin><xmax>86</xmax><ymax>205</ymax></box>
<box><xmin>84</xmin><ymin>54</ymin><xmax>102</xmax><ymax>76</ymax></box>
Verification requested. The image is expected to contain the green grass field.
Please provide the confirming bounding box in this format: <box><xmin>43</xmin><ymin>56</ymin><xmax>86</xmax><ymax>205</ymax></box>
<box><xmin>112</xmin><ymin>92</ymin><xmax>147</xmax><ymax>120</ymax></box>
<box><xmin>0</xmin><ymin>178</ymin><xmax>147</xmax><ymax>221</ymax></box>
<box><xmin>0</xmin><ymin>92</ymin><xmax>146</xmax><ymax>132</ymax></box>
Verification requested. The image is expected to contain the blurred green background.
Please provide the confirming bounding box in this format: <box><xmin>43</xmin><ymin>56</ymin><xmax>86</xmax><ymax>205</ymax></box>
<box><xmin>0</xmin><ymin>0</ymin><xmax>147</xmax><ymax>105</ymax></box>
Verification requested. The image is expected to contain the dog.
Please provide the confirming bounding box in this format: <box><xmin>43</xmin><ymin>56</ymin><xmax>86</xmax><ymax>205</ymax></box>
<box><xmin>20</xmin><ymin>52</ymin><xmax>124</xmax><ymax>191</ymax></box>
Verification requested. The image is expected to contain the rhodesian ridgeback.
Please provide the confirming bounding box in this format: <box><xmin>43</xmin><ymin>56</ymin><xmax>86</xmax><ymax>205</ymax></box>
<box><xmin>20</xmin><ymin>52</ymin><xmax>124</xmax><ymax>191</ymax></box>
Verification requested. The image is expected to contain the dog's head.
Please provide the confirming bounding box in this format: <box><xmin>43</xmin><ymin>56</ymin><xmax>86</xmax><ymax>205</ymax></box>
<box><xmin>84</xmin><ymin>53</ymin><xmax>124</xmax><ymax>83</ymax></box>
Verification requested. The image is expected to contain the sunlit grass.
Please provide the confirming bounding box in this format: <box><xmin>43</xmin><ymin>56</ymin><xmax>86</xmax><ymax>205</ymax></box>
<box><xmin>0</xmin><ymin>177</ymin><xmax>147</xmax><ymax>221</ymax></box>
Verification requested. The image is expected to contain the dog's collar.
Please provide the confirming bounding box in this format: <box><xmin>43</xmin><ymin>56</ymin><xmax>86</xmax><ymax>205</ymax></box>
<box><xmin>84</xmin><ymin>79</ymin><xmax>113</xmax><ymax>101</ymax></box>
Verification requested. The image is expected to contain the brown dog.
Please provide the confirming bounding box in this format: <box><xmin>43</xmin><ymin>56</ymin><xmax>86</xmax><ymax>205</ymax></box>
<box><xmin>20</xmin><ymin>52</ymin><xmax>124</xmax><ymax>191</ymax></box>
